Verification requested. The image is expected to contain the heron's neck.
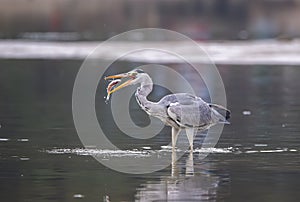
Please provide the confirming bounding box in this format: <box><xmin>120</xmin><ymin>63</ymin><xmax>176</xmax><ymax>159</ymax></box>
<box><xmin>135</xmin><ymin>75</ymin><xmax>154</xmax><ymax>108</ymax></box>
<box><xmin>135</xmin><ymin>75</ymin><xmax>166</xmax><ymax>119</ymax></box>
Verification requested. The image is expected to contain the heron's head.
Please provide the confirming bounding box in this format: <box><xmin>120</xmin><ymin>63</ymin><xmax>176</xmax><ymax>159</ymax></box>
<box><xmin>104</xmin><ymin>69</ymin><xmax>146</xmax><ymax>95</ymax></box>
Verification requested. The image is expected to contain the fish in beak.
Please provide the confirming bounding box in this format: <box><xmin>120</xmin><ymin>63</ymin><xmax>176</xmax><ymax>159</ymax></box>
<box><xmin>104</xmin><ymin>73</ymin><xmax>136</xmax><ymax>101</ymax></box>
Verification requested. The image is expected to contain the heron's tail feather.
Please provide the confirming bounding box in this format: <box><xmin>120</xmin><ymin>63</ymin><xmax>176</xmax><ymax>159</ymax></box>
<box><xmin>209</xmin><ymin>103</ymin><xmax>231</xmax><ymax>121</ymax></box>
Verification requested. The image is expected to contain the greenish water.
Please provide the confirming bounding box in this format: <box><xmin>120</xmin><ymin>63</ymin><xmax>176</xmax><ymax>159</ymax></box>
<box><xmin>0</xmin><ymin>60</ymin><xmax>300</xmax><ymax>201</ymax></box>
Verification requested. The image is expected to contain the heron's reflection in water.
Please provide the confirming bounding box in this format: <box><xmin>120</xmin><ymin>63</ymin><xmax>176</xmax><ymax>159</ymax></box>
<box><xmin>135</xmin><ymin>150</ymin><xmax>230</xmax><ymax>201</ymax></box>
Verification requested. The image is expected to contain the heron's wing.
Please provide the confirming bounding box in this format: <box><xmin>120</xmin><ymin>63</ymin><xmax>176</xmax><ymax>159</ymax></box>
<box><xmin>167</xmin><ymin>101</ymin><xmax>213</xmax><ymax>128</ymax></box>
<box><xmin>158</xmin><ymin>93</ymin><xmax>200</xmax><ymax>106</ymax></box>
<box><xmin>159</xmin><ymin>93</ymin><xmax>228</xmax><ymax>128</ymax></box>
<box><xmin>160</xmin><ymin>93</ymin><xmax>213</xmax><ymax>128</ymax></box>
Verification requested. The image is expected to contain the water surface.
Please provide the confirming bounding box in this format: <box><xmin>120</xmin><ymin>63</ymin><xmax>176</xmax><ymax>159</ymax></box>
<box><xmin>0</xmin><ymin>60</ymin><xmax>300</xmax><ymax>201</ymax></box>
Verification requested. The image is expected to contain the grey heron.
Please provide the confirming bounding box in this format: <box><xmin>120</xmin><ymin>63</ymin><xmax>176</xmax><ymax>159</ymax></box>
<box><xmin>105</xmin><ymin>69</ymin><xmax>230</xmax><ymax>150</ymax></box>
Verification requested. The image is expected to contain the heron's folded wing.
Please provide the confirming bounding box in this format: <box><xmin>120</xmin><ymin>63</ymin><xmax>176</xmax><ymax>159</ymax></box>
<box><xmin>167</xmin><ymin>102</ymin><xmax>212</xmax><ymax>128</ymax></box>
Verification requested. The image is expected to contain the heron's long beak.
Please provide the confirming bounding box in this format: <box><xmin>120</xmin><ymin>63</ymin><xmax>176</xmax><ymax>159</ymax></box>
<box><xmin>105</xmin><ymin>73</ymin><xmax>133</xmax><ymax>95</ymax></box>
<box><xmin>105</xmin><ymin>73</ymin><xmax>127</xmax><ymax>80</ymax></box>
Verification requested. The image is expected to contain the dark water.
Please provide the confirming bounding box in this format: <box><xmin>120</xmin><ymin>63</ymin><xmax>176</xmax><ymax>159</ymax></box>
<box><xmin>0</xmin><ymin>59</ymin><xmax>300</xmax><ymax>202</ymax></box>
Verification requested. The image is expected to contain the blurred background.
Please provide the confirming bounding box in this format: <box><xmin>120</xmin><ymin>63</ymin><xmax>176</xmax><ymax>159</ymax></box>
<box><xmin>1</xmin><ymin>0</ymin><xmax>299</xmax><ymax>41</ymax></box>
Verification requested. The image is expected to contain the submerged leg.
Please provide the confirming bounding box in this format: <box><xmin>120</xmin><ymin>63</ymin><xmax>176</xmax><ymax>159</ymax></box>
<box><xmin>186</xmin><ymin>128</ymin><xmax>197</xmax><ymax>151</ymax></box>
<box><xmin>172</xmin><ymin>127</ymin><xmax>181</xmax><ymax>150</ymax></box>
<box><xmin>171</xmin><ymin>148</ymin><xmax>178</xmax><ymax>177</ymax></box>
<box><xmin>185</xmin><ymin>150</ymin><xmax>194</xmax><ymax>176</ymax></box>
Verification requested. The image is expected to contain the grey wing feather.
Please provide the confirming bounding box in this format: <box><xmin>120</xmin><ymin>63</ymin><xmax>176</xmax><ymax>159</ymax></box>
<box><xmin>167</xmin><ymin>100</ymin><xmax>213</xmax><ymax>128</ymax></box>
<box><xmin>158</xmin><ymin>93</ymin><xmax>216</xmax><ymax>128</ymax></box>
<box><xmin>158</xmin><ymin>93</ymin><xmax>200</xmax><ymax>106</ymax></box>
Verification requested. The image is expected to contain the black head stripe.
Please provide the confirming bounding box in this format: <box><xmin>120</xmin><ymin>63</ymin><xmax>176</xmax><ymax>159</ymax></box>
<box><xmin>135</xmin><ymin>69</ymin><xmax>144</xmax><ymax>73</ymax></box>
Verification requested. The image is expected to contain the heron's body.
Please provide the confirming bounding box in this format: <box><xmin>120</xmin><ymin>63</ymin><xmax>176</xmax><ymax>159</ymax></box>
<box><xmin>105</xmin><ymin>69</ymin><xmax>230</xmax><ymax>150</ymax></box>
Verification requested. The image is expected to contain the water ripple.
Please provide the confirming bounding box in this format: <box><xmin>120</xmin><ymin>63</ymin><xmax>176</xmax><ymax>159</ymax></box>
<box><xmin>45</xmin><ymin>146</ymin><xmax>297</xmax><ymax>158</ymax></box>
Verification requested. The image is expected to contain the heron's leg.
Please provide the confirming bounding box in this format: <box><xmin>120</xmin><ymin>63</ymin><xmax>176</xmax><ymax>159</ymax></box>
<box><xmin>172</xmin><ymin>127</ymin><xmax>181</xmax><ymax>150</ymax></box>
<box><xmin>186</xmin><ymin>128</ymin><xmax>197</xmax><ymax>151</ymax></box>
